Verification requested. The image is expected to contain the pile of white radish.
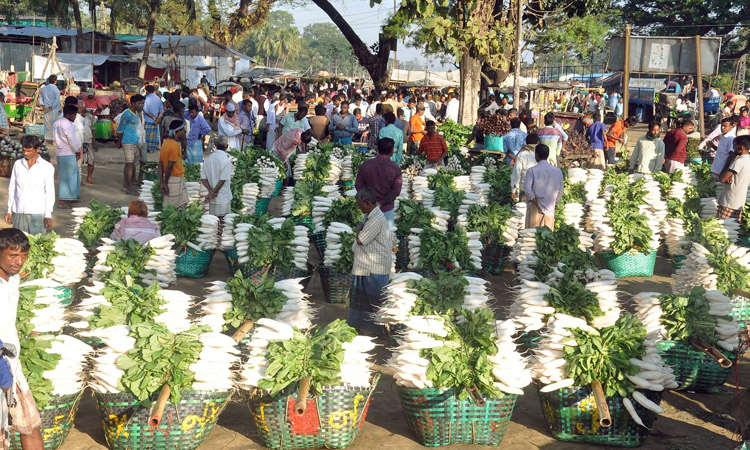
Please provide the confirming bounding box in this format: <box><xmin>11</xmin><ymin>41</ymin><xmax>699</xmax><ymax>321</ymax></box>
<box><xmin>428</xmin><ymin>207</ymin><xmax>450</xmax><ymax>232</ymax></box>
<box><xmin>325</xmin><ymin>153</ymin><xmax>342</xmax><ymax>184</ymax></box>
<box><xmin>584</xmin><ymin>168</ymin><xmax>605</xmax><ymax>203</ymax></box>
<box><xmin>312</xmin><ymin>196</ymin><xmax>336</xmax><ymax>233</ymax></box>
<box><xmin>466</xmin><ymin>231</ymin><xmax>483</xmax><ymax>270</ymax></box>
<box><xmin>239</xmin><ymin>183</ymin><xmax>260</xmax><ymax>214</ymax></box>
<box><xmin>92</xmin><ymin>235</ymin><xmax>177</xmax><ymax>288</ymax></box>
<box><xmin>37</xmin><ymin>335</ymin><xmax>94</xmax><ymax>396</ymax></box>
<box><xmin>71</xmin><ymin>206</ymin><xmax>89</xmax><ymax>234</ymax></box>
<box><xmin>193</xmin><ymin>214</ymin><xmax>220</xmax><ymax>250</ymax></box>
<box><xmin>20</xmin><ymin>279</ymin><xmax>70</xmax><ymax>333</ymax></box>
<box><xmin>510</xmin><ymin>228</ymin><xmax>537</xmax><ymax>264</ymax></box>
<box><xmin>469</xmin><ymin>166</ymin><xmax>490</xmax><ymax>204</ymax></box>
<box><xmin>340</xmin><ymin>151</ymin><xmax>353</xmax><ymax>181</ymax></box>
<box><xmin>323</xmin><ymin>222</ymin><xmax>354</xmax><ymax>267</ymax></box>
<box><xmin>458</xmin><ymin>195</ymin><xmax>482</xmax><ymax>216</ymax></box>
<box><xmin>562</xmin><ymin>203</ymin><xmax>585</xmax><ymax>230</ymax></box>
<box><xmin>376</xmin><ymin>272</ymin><xmax>491</xmax><ymax>325</ymax></box>
<box><xmin>635</xmin><ymin>289</ymin><xmax>740</xmax><ymax>353</ymax></box>
<box><xmin>86</xmin><ymin>325</ymin><xmax>135</xmax><ymax>394</ymax></box>
<box><xmin>186</xmin><ymin>181</ymin><xmax>208</xmax><ymax>210</ymax></box>
<box><xmin>292</xmin><ymin>153</ymin><xmax>309</xmax><ymax>180</ymax></box>
<box><xmin>411</xmin><ymin>176</ymin><xmax>429</xmax><ymax>202</ymax></box>
<box><xmin>640</xmin><ymin>176</ymin><xmax>669</xmax><ymax>226</ymax></box>
<box><xmin>259</xmin><ymin>166</ymin><xmax>280</xmax><ymax>198</ymax></box>
<box><xmin>198</xmin><ymin>277</ymin><xmax>314</xmax><ymax>332</ymax></box>
<box><xmin>275</xmin><ymin>218</ymin><xmax>310</xmax><ymax>270</ymax></box>
<box><xmin>673</xmin><ymin>242</ymin><xmax>750</xmax><ymax>293</ymax></box>
<box><xmin>219</xmin><ymin>213</ymin><xmax>240</xmax><ymax>250</ymax></box>
<box><xmin>531</xmin><ymin>315</ymin><xmax>674</xmax><ymax>428</ymax></box>
<box><xmin>38</xmin><ymin>236</ymin><xmax>88</xmax><ymax>286</ymax></box>
<box><xmin>454</xmin><ymin>175</ymin><xmax>471</xmax><ymax>192</ymax></box>
<box><xmin>406</xmin><ymin>228</ymin><xmax>423</xmax><ymax>270</ymax></box>
<box><xmin>190</xmin><ymin>332</ymin><xmax>241</xmax><ymax>392</ymax></box>
<box><xmin>567</xmin><ymin>168</ymin><xmax>589</xmax><ymax>185</ymax></box>
<box><xmin>139</xmin><ymin>180</ymin><xmax>158</xmax><ymax>212</ymax></box>
<box><xmin>281</xmin><ymin>186</ymin><xmax>294</xmax><ymax>216</ymax></box>
<box><xmin>700</xmin><ymin>197</ymin><xmax>718</xmax><ymax>218</ymax></box>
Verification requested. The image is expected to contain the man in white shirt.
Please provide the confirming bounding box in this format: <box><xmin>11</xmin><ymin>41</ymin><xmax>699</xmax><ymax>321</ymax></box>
<box><xmin>201</xmin><ymin>136</ymin><xmax>233</xmax><ymax>218</ymax></box>
<box><xmin>5</xmin><ymin>135</ymin><xmax>55</xmax><ymax>235</ymax></box>
<box><xmin>445</xmin><ymin>92</ymin><xmax>460</xmax><ymax>122</ymax></box>
<box><xmin>717</xmin><ymin>135</ymin><xmax>750</xmax><ymax>219</ymax></box>
<box><xmin>0</xmin><ymin>228</ymin><xmax>44</xmax><ymax>450</ymax></box>
<box><xmin>484</xmin><ymin>95</ymin><xmax>499</xmax><ymax>115</ymax></box>
<box><xmin>217</xmin><ymin>102</ymin><xmax>243</xmax><ymax>151</ymax></box>
<box><xmin>711</xmin><ymin>118</ymin><xmax>737</xmax><ymax>178</ymax></box>
<box><xmin>523</xmin><ymin>143</ymin><xmax>564</xmax><ymax>229</ymax></box>
<box><xmin>511</xmin><ymin>134</ymin><xmax>538</xmax><ymax>201</ymax></box>
<box><xmin>266</xmin><ymin>93</ymin><xmax>281</xmax><ymax>151</ymax></box>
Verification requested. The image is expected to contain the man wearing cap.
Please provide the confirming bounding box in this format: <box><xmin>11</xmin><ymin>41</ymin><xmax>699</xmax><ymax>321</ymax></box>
<box><xmin>218</xmin><ymin>102</ymin><xmax>243</xmax><ymax>152</ymax></box>
<box><xmin>83</xmin><ymin>88</ymin><xmax>102</xmax><ymax>116</ymax></box>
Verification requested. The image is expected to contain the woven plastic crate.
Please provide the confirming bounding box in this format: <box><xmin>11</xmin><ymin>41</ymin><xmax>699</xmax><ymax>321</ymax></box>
<box><xmin>739</xmin><ymin>235</ymin><xmax>750</xmax><ymax>247</ymax></box>
<box><xmin>671</xmin><ymin>255</ymin><xmax>686</xmax><ymax>271</ymax></box>
<box><xmin>256</xmin><ymin>197</ymin><xmax>272</xmax><ymax>216</ymax></box>
<box><xmin>9</xmin><ymin>392</ymin><xmax>83</xmax><ymax>450</ymax></box>
<box><xmin>656</xmin><ymin>340</ymin><xmax>735</xmax><ymax>392</ymax></box>
<box><xmin>310</xmin><ymin>232</ymin><xmax>327</xmax><ymax>260</ymax></box>
<box><xmin>538</xmin><ymin>386</ymin><xmax>663</xmax><ymax>447</ymax></box>
<box><xmin>481</xmin><ymin>243</ymin><xmax>507</xmax><ymax>275</ymax></box>
<box><xmin>601</xmin><ymin>250</ymin><xmax>657</xmax><ymax>278</ymax></box>
<box><xmin>395</xmin><ymin>234</ymin><xmax>409</xmax><ymax>271</ymax></box>
<box><xmin>398</xmin><ymin>387</ymin><xmax>517</xmax><ymax>447</ymax></box>
<box><xmin>224</xmin><ymin>248</ymin><xmax>239</xmax><ymax>274</ymax></box>
<box><xmin>53</xmin><ymin>284</ymin><xmax>75</xmax><ymax>307</ymax></box>
<box><xmin>273</xmin><ymin>178</ymin><xmax>283</xmax><ymax>197</ymax></box>
<box><xmin>319</xmin><ymin>266</ymin><xmax>352</xmax><ymax>303</ymax></box>
<box><xmin>175</xmin><ymin>248</ymin><xmax>214</xmax><ymax>278</ymax></box>
<box><xmin>292</xmin><ymin>215</ymin><xmax>314</xmax><ymax>232</ymax></box>
<box><xmin>94</xmin><ymin>390</ymin><xmax>231</xmax><ymax>450</ymax></box>
<box><xmin>248</xmin><ymin>377</ymin><xmax>379</xmax><ymax>450</ymax></box>
<box><xmin>731</xmin><ymin>293</ymin><xmax>750</xmax><ymax>329</ymax></box>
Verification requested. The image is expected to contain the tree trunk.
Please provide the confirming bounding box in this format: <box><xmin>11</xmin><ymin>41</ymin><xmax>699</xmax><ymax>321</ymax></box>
<box><xmin>458</xmin><ymin>52</ymin><xmax>482</xmax><ymax>126</ymax></box>
<box><xmin>138</xmin><ymin>0</ymin><xmax>161</xmax><ymax>79</ymax></box>
<box><xmin>101</xmin><ymin>0</ymin><xmax>106</xmax><ymax>33</ymax></box>
<box><xmin>70</xmin><ymin>0</ymin><xmax>84</xmax><ymax>41</ymax></box>
<box><xmin>310</xmin><ymin>0</ymin><xmax>394</xmax><ymax>92</ymax></box>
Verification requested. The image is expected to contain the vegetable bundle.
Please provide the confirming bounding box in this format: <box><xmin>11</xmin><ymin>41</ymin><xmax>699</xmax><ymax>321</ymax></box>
<box><xmin>312</xmin><ymin>194</ymin><xmax>361</xmax><ymax>233</ymax></box>
<box><xmin>21</xmin><ymin>232</ymin><xmax>87</xmax><ymax>286</ymax></box>
<box><xmin>323</xmin><ymin>222</ymin><xmax>356</xmax><ymax>273</ymax></box>
<box><xmin>673</xmin><ymin>241</ymin><xmax>750</xmax><ymax>295</ymax></box>
<box><xmin>235</xmin><ymin>217</ymin><xmax>310</xmax><ymax>270</ymax></box>
<box><xmin>72</xmin><ymin>200</ymin><xmax>123</xmax><ymax>248</ymax></box>
<box><xmin>158</xmin><ymin>203</ymin><xmax>220</xmax><ymax>250</ymax></box>
<box><xmin>395</xmin><ymin>199</ymin><xmax>435</xmax><ymax>236</ymax></box>
<box><xmin>238</xmin><ymin>319</ymin><xmax>375</xmax><ymax>393</ymax></box>
<box><xmin>407</xmin><ymin>226</ymin><xmax>481</xmax><ymax>272</ymax></box>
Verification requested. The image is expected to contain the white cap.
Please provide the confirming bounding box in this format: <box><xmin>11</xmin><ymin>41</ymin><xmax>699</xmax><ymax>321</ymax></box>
<box><xmin>225</xmin><ymin>102</ymin><xmax>236</xmax><ymax>112</ymax></box>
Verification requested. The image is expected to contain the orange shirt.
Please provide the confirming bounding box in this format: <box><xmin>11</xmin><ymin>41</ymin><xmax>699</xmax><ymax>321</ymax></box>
<box><xmin>410</xmin><ymin>114</ymin><xmax>424</xmax><ymax>143</ymax></box>
<box><xmin>606</xmin><ymin>120</ymin><xmax>626</xmax><ymax>148</ymax></box>
<box><xmin>160</xmin><ymin>138</ymin><xmax>184</xmax><ymax>178</ymax></box>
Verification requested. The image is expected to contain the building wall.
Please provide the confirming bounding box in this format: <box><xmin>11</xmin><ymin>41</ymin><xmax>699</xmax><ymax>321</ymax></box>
<box><xmin>0</xmin><ymin>42</ymin><xmax>43</xmax><ymax>73</ymax></box>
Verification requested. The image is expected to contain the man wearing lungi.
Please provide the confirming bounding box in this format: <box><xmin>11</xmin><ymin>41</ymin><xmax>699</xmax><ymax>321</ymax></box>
<box><xmin>0</xmin><ymin>229</ymin><xmax>44</xmax><ymax>450</ymax></box>
<box><xmin>5</xmin><ymin>135</ymin><xmax>55</xmax><ymax>235</ymax></box>
<box><xmin>143</xmin><ymin>85</ymin><xmax>164</xmax><ymax>153</ymax></box>
<box><xmin>54</xmin><ymin>104</ymin><xmax>82</xmax><ymax>208</ymax></box>
<box><xmin>159</xmin><ymin>120</ymin><xmax>189</xmax><ymax>209</ymax></box>
<box><xmin>348</xmin><ymin>187</ymin><xmax>393</xmax><ymax>337</ymax></box>
<box><xmin>39</xmin><ymin>75</ymin><xmax>61</xmax><ymax>144</ymax></box>
<box><xmin>523</xmin><ymin>144</ymin><xmax>564</xmax><ymax>230</ymax></box>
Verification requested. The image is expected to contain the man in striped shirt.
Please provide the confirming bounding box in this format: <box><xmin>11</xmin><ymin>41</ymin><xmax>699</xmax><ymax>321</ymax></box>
<box><xmin>537</xmin><ymin>113</ymin><xmax>566</xmax><ymax>166</ymax></box>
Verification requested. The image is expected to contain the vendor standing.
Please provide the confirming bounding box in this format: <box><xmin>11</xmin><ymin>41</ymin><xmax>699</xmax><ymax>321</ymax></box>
<box><xmin>524</xmin><ymin>144</ymin><xmax>564</xmax><ymax>229</ymax></box>
<box><xmin>663</xmin><ymin>119</ymin><xmax>694</xmax><ymax>174</ymax></box>
<box><xmin>417</xmin><ymin>120</ymin><xmax>449</xmax><ymax>170</ymax></box>
<box><xmin>200</xmin><ymin>136</ymin><xmax>233</xmax><ymax>218</ymax></box>
<box><xmin>159</xmin><ymin>120</ymin><xmax>189</xmax><ymax>209</ymax></box>
<box><xmin>629</xmin><ymin>121</ymin><xmax>665</xmax><ymax>174</ymax></box>
<box><xmin>717</xmin><ymin>136</ymin><xmax>750</xmax><ymax>219</ymax></box>
<box><xmin>349</xmin><ymin>187</ymin><xmax>393</xmax><ymax>337</ymax></box>
<box><xmin>328</xmin><ymin>103</ymin><xmax>359</xmax><ymax>145</ymax></box>
<box><xmin>5</xmin><ymin>135</ymin><xmax>55</xmax><ymax>235</ymax></box>
<box><xmin>40</xmin><ymin>75</ymin><xmax>61</xmax><ymax>144</ymax></box>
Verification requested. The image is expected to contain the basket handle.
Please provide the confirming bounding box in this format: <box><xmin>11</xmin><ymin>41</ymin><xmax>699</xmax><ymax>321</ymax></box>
<box><xmin>149</xmin><ymin>384</ymin><xmax>171</xmax><ymax>426</ymax></box>
<box><xmin>590</xmin><ymin>380</ymin><xmax>612</xmax><ymax>427</ymax></box>
<box><xmin>232</xmin><ymin>320</ymin><xmax>255</xmax><ymax>343</ymax></box>
<box><xmin>691</xmin><ymin>339</ymin><xmax>733</xmax><ymax>368</ymax></box>
<box><xmin>295</xmin><ymin>378</ymin><xmax>312</xmax><ymax>415</ymax></box>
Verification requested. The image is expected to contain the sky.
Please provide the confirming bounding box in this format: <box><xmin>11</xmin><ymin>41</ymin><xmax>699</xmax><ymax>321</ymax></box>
<box><xmin>277</xmin><ymin>0</ymin><xmax>453</xmax><ymax>70</ymax></box>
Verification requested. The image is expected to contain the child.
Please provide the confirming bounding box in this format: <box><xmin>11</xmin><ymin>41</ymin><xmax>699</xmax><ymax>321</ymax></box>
<box><xmin>0</xmin><ymin>92</ymin><xmax>10</xmax><ymax>135</ymax></box>
<box><xmin>717</xmin><ymin>135</ymin><xmax>750</xmax><ymax>219</ymax></box>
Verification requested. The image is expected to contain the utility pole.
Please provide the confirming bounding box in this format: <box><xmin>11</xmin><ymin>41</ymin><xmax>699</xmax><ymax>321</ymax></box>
<box><xmin>393</xmin><ymin>0</ymin><xmax>398</xmax><ymax>72</ymax></box>
<box><xmin>623</xmin><ymin>24</ymin><xmax>631</xmax><ymax>119</ymax></box>
<box><xmin>512</xmin><ymin>0</ymin><xmax>523</xmax><ymax>105</ymax></box>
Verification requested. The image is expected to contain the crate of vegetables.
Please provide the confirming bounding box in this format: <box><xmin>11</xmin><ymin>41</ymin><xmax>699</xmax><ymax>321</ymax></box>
<box><xmin>655</xmin><ymin>340</ymin><xmax>735</xmax><ymax>392</ymax></box>
<box><xmin>319</xmin><ymin>266</ymin><xmax>352</xmax><ymax>304</ymax></box>
<box><xmin>601</xmin><ymin>249</ymin><xmax>657</xmax><ymax>278</ymax></box>
<box><xmin>175</xmin><ymin>247</ymin><xmax>214</xmax><ymax>278</ymax></box>
<box><xmin>158</xmin><ymin>204</ymin><xmax>221</xmax><ymax>279</ymax></box>
<box><xmin>9</xmin><ymin>392</ymin><xmax>84</xmax><ymax>450</ymax></box>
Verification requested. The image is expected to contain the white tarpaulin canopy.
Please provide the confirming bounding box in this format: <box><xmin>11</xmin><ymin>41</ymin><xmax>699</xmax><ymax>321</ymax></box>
<box><xmin>234</xmin><ymin>66</ymin><xmax>301</xmax><ymax>83</ymax></box>
<box><xmin>390</xmin><ymin>69</ymin><xmax>460</xmax><ymax>87</ymax></box>
<box><xmin>33</xmin><ymin>53</ymin><xmax>110</xmax><ymax>82</ymax></box>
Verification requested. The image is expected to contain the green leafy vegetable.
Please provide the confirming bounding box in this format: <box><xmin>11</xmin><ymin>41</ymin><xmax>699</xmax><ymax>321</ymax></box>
<box><xmin>20</xmin><ymin>337</ymin><xmax>61</xmax><ymax>407</ymax></box>
<box><xmin>99</xmin><ymin>239</ymin><xmax>155</xmax><ymax>284</ymax></box>
<box><xmin>417</xmin><ymin>227</ymin><xmax>473</xmax><ymax>272</ymax></box>
<box><xmin>223</xmin><ymin>272</ymin><xmax>288</xmax><ymax>330</ymax></box>
<box><xmin>323</xmin><ymin>196</ymin><xmax>363</xmax><ymax>229</ymax></box>
<box><xmin>465</xmin><ymin>204</ymin><xmax>513</xmax><ymax>244</ymax></box>
<box><xmin>659</xmin><ymin>286</ymin><xmax>718</xmax><ymax>344</ymax></box>
<box><xmin>76</xmin><ymin>200</ymin><xmax>123</xmax><ymax>248</ymax></box>
<box><xmin>157</xmin><ymin>203</ymin><xmax>203</xmax><ymax>248</ymax></box>
<box><xmin>89</xmin><ymin>276</ymin><xmax>165</xmax><ymax>329</ymax></box>
<box><xmin>292</xmin><ymin>181</ymin><xmax>324</xmax><ymax>217</ymax></box>
<box><xmin>21</xmin><ymin>232</ymin><xmax>60</xmax><ymax>281</ymax></box>
<box><xmin>408</xmin><ymin>270</ymin><xmax>469</xmax><ymax>316</ymax></box>
<box><xmin>396</xmin><ymin>199</ymin><xmax>434</xmax><ymax>236</ymax></box>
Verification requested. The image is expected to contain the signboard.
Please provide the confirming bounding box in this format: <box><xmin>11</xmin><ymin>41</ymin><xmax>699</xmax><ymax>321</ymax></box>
<box><xmin>609</xmin><ymin>36</ymin><xmax>721</xmax><ymax>76</ymax></box>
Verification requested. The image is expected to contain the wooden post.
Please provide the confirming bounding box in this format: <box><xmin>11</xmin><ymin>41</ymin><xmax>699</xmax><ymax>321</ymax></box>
<box><xmin>695</xmin><ymin>35</ymin><xmax>705</xmax><ymax>138</ymax></box>
<box><xmin>512</xmin><ymin>0</ymin><xmax>524</xmax><ymax>107</ymax></box>
<box><xmin>623</xmin><ymin>25</ymin><xmax>631</xmax><ymax>119</ymax></box>
<box><xmin>590</xmin><ymin>380</ymin><xmax>612</xmax><ymax>427</ymax></box>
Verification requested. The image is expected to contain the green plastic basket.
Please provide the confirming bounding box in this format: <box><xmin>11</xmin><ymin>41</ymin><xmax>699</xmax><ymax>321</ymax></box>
<box><xmin>53</xmin><ymin>285</ymin><xmax>76</xmax><ymax>307</ymax></box>
<box><xmin>538</xmin><ymin>386</ymin><xmax>663</xmax><ymax>447</ymax></box>
<box><xmin>273</xmin><ymin>178</ymin><xmax>283</xmax><ymax>197</ymax></box>
<box><xmin>481</xmin><ymin>243</ymin><xmax>508</xmax><ymax>275</ymax></box>
<box><xmin>175</xmin><ymin>248</ymin><xmax>214</xmax><ymax>278</ymax></box>
<box><xmin>95</xmin><ymin>390</ymin><xmax>231</xmax><ymax>450</ymax></box>
<box><xmin>9</xmin><ymin>392</ymin><xmax>83</xmax><ymax>450</ymax></box>
<box><xmin>395</xmin><ymin>234</ymin><xmax>409</xmax><ymax>271</ymax></box>
<box><xmin>224</xmin><ymin>248</ymin><xmax>239</xmax><ymax>274</ymax></box>
<box><xmin>292</xmin><ymin>215</ymin><xmax>314</xmax><ymax>232</ymax></box>
<box><xmin>731</xmin><ymin>294</ymin><xmax>750</xmax><ymax>329</ymax></box>
<box><xmin>319</xmin><ymin>266</ymin><xmax>352</xmax><ymax>304</ymax></box>
<box><xmin>398</xmin><ymin>387</ymin><xmax>517</xmax><ymax>447</ymax></box>
<box><xmin>310</xmin><ymin>232</ymin><xmax>327</xmax><ymax>260</ymax></box>
<box><xmin>248</xmin><ymin>377</ymin><xmax>379</xmax><ymax>449</ymax></box>
<box><xmin>738</xmin><ymin>235</ymin><xmax>750</xmax><ymax>247</ymax></box>
<box><xmin>656</xmin><ymin>340</ymin><xmax>735</xmax><ymax>392</ymax></box>
<box><xmin>671</xmin><ymin>255</ymin><xmax>686</xmax><ymax>271</ymax></box>
<box><xmin>601</xmin><ymin>250</ymin><xmax>657</xmax><ymax>278</ymax></box>
<box><xmin>256</xmin><ymin>197</ymin><xmax>272</xmax><ymax>216</ymax></box>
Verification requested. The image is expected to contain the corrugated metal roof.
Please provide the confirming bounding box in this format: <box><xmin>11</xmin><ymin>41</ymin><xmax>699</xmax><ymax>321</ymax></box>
<box><xmin>124</xmin><ymin>34</ymin><xmax>255</xmax><ymax>62</ymax></box>
<box><xmin>0</xmin><ymin>25</ymin><xmax>108</xmax><ymax>39</ymax></box>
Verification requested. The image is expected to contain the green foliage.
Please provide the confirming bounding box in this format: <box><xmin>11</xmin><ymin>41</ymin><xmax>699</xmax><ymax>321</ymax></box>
<box><xmin>396</xmin><ymin>199</ymin><xmax>435</xmax><ymax>236</ymax></box>
<box><xmin>708</xmin><ymin>242</ymin><xmax>750</xmax><ymax>295</ymax></box>
<box><xmin>465</xmin><ymin>204</ymin><xmax>513</xmax><ymax>244</ymax></box>
<box><xmin>242</xmin><ymin>218</ymin><xmax>297</xmax><ymax>269</ymax></box>
<box><xmin>183</xmin><ymin>162</ymin><xmax>202</xmax><ymax>182</ymax></box>
<box><xmin>89</xmin><ymin>276</ymin><xmax>166</xmax><ymax>329</ymax></box>
<box><xmin>417</xmin><ymin>227</ymin><xmax>473</xmax><ymax>271</ymax></box>
<box><xmin>423</xmin><ymin>309</ymin><xmax>503</xmax><ymax>400</ymax></box>
<box><xmin>323</xmin><ymin>197</ymin><xmax>364</xmax><ymax>229</ymax></box>
<box><xmin>20</xmin><ymin>337</ymin><xmax>61</xmax><ymax>408</ymax></box>
<box><xmin>484</xmin><ymin>166</ymin><xmax>513</xmax><ymax>205</ymax></box>
<box><xmin>528</xmin><ymin>14</ymin><xmax>610</xmax><ymax>61</ymax></box>
<box><xmin>76</xmin><ymin>200</ymin><xmax>123</xmax><ymax>248</ymax></box>
<box><xmin>292</xmin><ymin>181</ymin><xmax>324</xmax><ymax>217</ymax></box>
<box><xmin>303</xmin><ymin>151</ymin><xmax>332</xmax><ymax>182</ymax></box>
<box><xmin>151</xmin><ymin>180</ymin><xmax>164</xmax><ymax>211</ymax></box>
<box><xmin>433</xmin><ymin>186</ymin><xmax>465</xmax><ymax>217</ymax></box>
<box><xmin>21</xmin><ymin>232</ymin><xmax>60</xmax><ymax>281</ymax></box>
<box><xmin>99</xmin><ymin>239</ymin><xmax>155</xmax><ymax>284</ymax></box>
<box><xmin>228</xmin><ymin>147</ymin><xmax>284</xmax><ymax>212</ymax></box>
<box><xmin>437</xmin><ymin>121</ymin><xmax>472</xmax><ymax>145</ymax></box>
<box><xmin>659</xmin><ymin>286</ymin><xmax>719</xmax><ymax>344</ymax></box>
<box><xmin>530</xmin><ymin>224</ymin><xmax>583</xmax><ymax>280</ymax></box>
<box><xmin>333</xmin><ymin>232</ymin><xmax>356</xmax><ymax>273</ymax></box>
<box><xmin>545</xmin><ymin>278</ymin><xmax>603</xmax><ymax>324</ymax></box>
<box><xmin>427</xmin><ymin>170</ymin><xmax>456</xmax><ymax>190</ymax></box>
<box><xmin>259</xmin><ymin>319</ymin><xmax>358</xmax><ymax>396</ymax></box>
<box><xmin>564</xmin><ymin>314</ymin><xmax>646</xmax><ymax>398</ymax></box>
<box><xmin>223</xmin><ymin>272</ymin><xmax>288</xmax><ymax>330</ymax></box>
<box><xmin>408</xmin><ymin>270</ymin><xmax>469</xmax><ymax>316</ymax></box>
<box><xmin>16</xmin><ymin>285</ymin><xmax>41</xmax><ymax>338</ymax></box>
<box><xmin>692</xmin><ymin>164</ymin><xmax>717</xmax><ymax>197</ymax></box>
<box><xmin>684</xmin><ymin>214</ymin><xmax>731</xmax><ymax>251</ymax></box>
<box><xmin>157</xmin><ymin>203</ymin><xmax>203</xmax><ymax>248</ymax></box>
<box><xmin>118</xmin><ymin>323</ymin><xmax>207</xmax><ymax>405</ymax></box>
<box><xmin>605</xmin><ymin>176</ymin><xmax>653</xmax><ymax>255</ymax></box>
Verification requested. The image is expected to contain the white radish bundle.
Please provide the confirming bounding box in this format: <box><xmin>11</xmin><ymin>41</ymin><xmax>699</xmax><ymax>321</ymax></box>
<box><xmin>219</xmin><ymin>213</ymin><xmax>240</xmax><ymax>250</ymax></box>
<box><xmin>240</xmin><ymin>183</ymin><xmax>260</xmax><ymax>214</ymax></box>
<box><xmin>259</xmin><ymin>167</ymin><xmax>280</xmax><ymax>197</ymax></box>
<box><xmin>139</xmin><ymin>180</ymin><xmax>157</xmax><ymax>211</ymax></box>
<box><xmin>36</xmin><ymin>335</ymin><xmax>94</xmax><ymax>396</ymax></box>
<box><xmin>469</xmin><ymin>166</ymin><xmax>490</xmax><ymax>205</ymax></box>
<box><xmin>281</xmin><ymin>186</ymin><xmax>294</xmax><ymax>216</ymax></box>
<box><xmin>71</xmin><ymin>206</ymin><xmax>90</xmax><ymax>234</ymax></box>
<box><xmin>92</xmin><ymin>235</ymin><xmax>177</xmax><ymax>288</ymax></box>
<box><xmin>19</xmin><ymin>279</ymin><xmax>69</xmax><ymax>333</ymax></box>
<box><xmin>85</xmin><ymin>325</ymin><xmax>135</xmax><ymax>394</ymax></box>
<box><xmin>190</xmin><ymin>332</ymin><xmax>241</xmax><ymax>392</ymax></box>
<box><xmin>509</xmin><ymin>227</ymin><xmax>537</xmax><ymax>264</ymax></box>
<box><xmin>700</xmin><ymin>197</ymin><xmax>718</xmax><ymax>219</ymax></box>
<box><xmin>312</xmin><ymin>196</ymin><xmax>335</xmax><ymax>232</ymax></box>
<box><xmin>292</xmin><ymin>153</ymin><xmax>309</xmax><ymax>180</ymax></box>
<box><xmin>323</xmin><ymin>222</ymin><xmax>354</xmax><ymax>267</ymax></box>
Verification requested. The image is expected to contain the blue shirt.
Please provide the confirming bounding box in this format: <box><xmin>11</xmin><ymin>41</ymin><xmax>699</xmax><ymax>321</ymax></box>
<box><xmin>615</xmin><ymin>102</ymin><xmax>624</xmax><ymax>116</ymax></box>
<box><xmin>117</xmin><ymin>109</ymin><xmax>141</xmax><ymax>145</ymax></box>
<box><xmin>328</xmin><ymin>113</ymin><xmax>359</xmax><ymax>140</ymax></box>
<box><xmin>40</xmin><ymin>83</ymin><xmax>61</xmax><ymax>111</ymax></box>
<box><xmin>587</xmin><ymin>121</ymin><xmax>607</xmax><ymax>149</ymax></box>
<box><xmin>183</xmin><ymin>111</ymin><xmax>212</xmax><ymax>146</ymax></box>
<box><xmin>380</xmin><ymin>117</ymin><xmax>403</xmax><ymax>131</ymax></box>
<box><xmin>379</xmin><ymin>124</ymin><xmax>404</xmax><ymax>165</ymax></box>
<box><xmin>143</xmin><ymin>93</ymin><xmax>164</xmax><ymax>124</ymax></box>
<box><xmin>502</xmin><ymin>128</ymin><xmax>527</xmax><ymax>156</ymax></box>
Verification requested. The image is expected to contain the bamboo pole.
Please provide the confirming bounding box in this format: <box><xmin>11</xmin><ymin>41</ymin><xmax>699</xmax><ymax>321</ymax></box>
<box><xmin>590</xmin><ymin>380</ymin><xmax>612</xmax><ymax>427</ymax></box>
<box><xmin>295</xmin><ymin>378</ymin><xmax>312</xmax><ymax>415</ymax></box>
<box><xmin>232</xmin><ymin>320</ymin><xmax>255</xmax><ymax>343</ymax></box>
<box><xmin>149</xmin><ymin>385</ymin><xmax>171</xmax><ymax>426</ymax></box>
<box><xmin>692</xmin><ymin>339</ymin><xmax>732</xmax><ymax>368</ymax></box>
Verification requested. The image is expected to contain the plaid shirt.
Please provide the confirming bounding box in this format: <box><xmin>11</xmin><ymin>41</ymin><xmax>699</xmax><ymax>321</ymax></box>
<box><xmin>367</xmin><ymin>115</ymin><xmax>383</xmax><ymax>149</ymax></box>
<box><xmin>352</xmin><ymin>206</ymin><xmax>392</xmax><ymax>276</ymax></box>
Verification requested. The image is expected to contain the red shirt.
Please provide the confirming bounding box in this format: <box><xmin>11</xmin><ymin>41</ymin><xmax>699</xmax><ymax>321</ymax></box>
<box><xmin>418</xmin><ymin>133</ymin><xmax>449</xmax><ymax>162</ymax></box>
<box><xmin>663</xmin><ymin>128</ymin><xmax>688</xmax><ymax>163</ymax></box>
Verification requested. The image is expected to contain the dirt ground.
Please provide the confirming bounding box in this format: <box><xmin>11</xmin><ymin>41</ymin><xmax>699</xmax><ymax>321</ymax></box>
<box><xmin>2</xmin><ymin>125</ymin><xmax>747</xmax><ymax>449</ymax></box>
